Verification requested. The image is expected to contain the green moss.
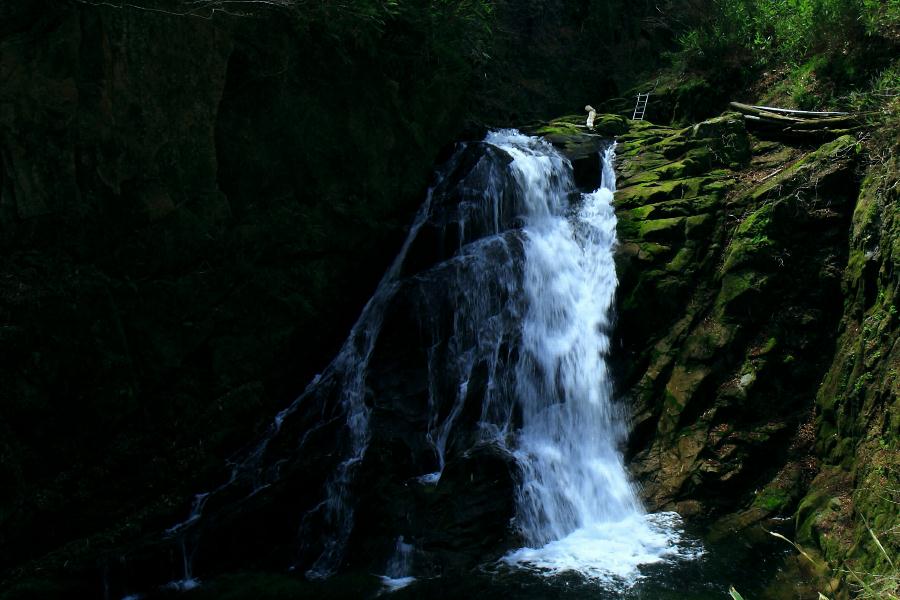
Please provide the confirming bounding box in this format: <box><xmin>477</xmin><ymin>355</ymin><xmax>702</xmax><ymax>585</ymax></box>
<box><xmin>624</xmin><ymin>170</ymin><xmax>662</xmax><ymax>185</ymax></box>
<box><xmin>716</xmin><ymin>270</ymin><xmax>770</xmax><ymax>316</ymax></box>
<box><xmin>534</xmin><ymin>114</ymin><xmax>628</xmax><ymax>138</ymax></box>
<box><xmin>666</xmin><ymin>247</ymin><xmax>696</xmax><ymax>272</ymax></box>
<box><xmin>701</xmin><ymin>178</ymin><xmax>735</xmax><ymax>197</ymax></box>
<box><xmin>627</xmin><ymin>205</ymin><xmax>656</xmax><ymax>220</ymax></box>
<box><xmin>754</xmin><ymin>487</ymin><xmax>791</xmax><ymax>513</ymax></box>
<box><xmin>638</xmin><ymin>217</ymin><xmax>686</xmax><ymax>243</ymax></box>
<box><xmin>637</xmin><ymin>242</ymin><xmax>672</xmax><ymax>261</ymax></box>
<box><xmin>722</xmin><ymin>201</ymin><xmax>784</xmax><ymax>272</ymax></box>
<box><xmin>616</xmin><ymin>217</ymin><xmax>640</xmax><ymax>239</ymax></box>
<box><xmin>682</xmin><ymin>318</ymin><xmax>736</xmax><ymax>361</ymax></box>
<box><xmin>533</xmin><ymin>124</ymin><xmax>582</xmax><ymax>136</ymax></box>
<box><xmin>687</xmin><ymin>113</ymin><xmax>752</xmax><ymax>167</ymax></box>
<box><xmin>615</xmin><ymin>177</ymin><xmax>706</xmax><ymax>207</ymax></box>
<box><xmin>685</xmin><ymin>213</ymin><xmax>715</xmax><ymax>240</ymax></box>
<box><xmin>592</xmin><ymin>114</ymin><xmax>629</xmax><ymax>136</ymax></box>
<box><xmin>623</xmin><ymin>196</ymin><xmax>719</xmax><ymax>220</ymax></box>
<box><xmin>664</xmin><ymin>366</ymin><xmax>711</xmax><ymax>409</ymax></box>
<box><xmin>653</xmin><ymin>160</ymin><xmax>690</xmax><ymax>179</ymax></box>
<box><xmin>845</xmin><ymin>248</ymin><xmax>868</xmax><ymax>282</ymax></box>
<box><xmin>0</xmin><ymin>579</ymin><xmax>67</xmax><ymax>600</ymax></box>
<box><xmin>752</xmin><ymin>135</ymin><xmax>858</xmax><ymax>203</ymax></box>
<box><xmin>796</xmin><ymin>468</ymin><xmax>855</xmax><ymax>563</ymax></box>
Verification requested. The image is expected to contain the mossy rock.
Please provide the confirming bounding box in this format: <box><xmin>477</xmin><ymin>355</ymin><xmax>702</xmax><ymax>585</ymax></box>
<box><xmin>0</xmin><ymin>579</ymin><xmax>68</xmax><ymax>600</ymax></box>
<box><xmin>616</xmin><ymin>215</ymin><xmax>641</xmax><ymax>239</ymax></box>
<box><xmin>623</xmin><ymin>241</ymin><xmax>672</xmax><ymax>263</ymax></box>
<box><xmin>659</xmin><ymin>366</ymin><xmax>711</xmax><ymax>434</ymax></box>
<box><xmin>638</xmin><ymin>217</ymin><xmax>686</xmax><ymax>244</ymax></box>
<box><xmin>685</xmin><ymin>213</ymin><xmax>716</xmax><ymax>241</ymax></box>
<box><xmin>638</xmin><ymin>195</ymin><xmax>721</xmax><ymax>219</ymax></box>
<box><xmin>682</xmin><ymin>318</ymin><xmax>736</xmax><ymax>362</ymax></box>
<box><xmin>683</xmin><ymin>112</ymin><xmax>752</xmax><ymax>168</ymax></box>
<box><xmin>722</xmin><ymin>201</ymin><xmax>784</xmax><ymax>272</ymax></box>
<box><xmin>724</xmin><ymin>193</ymin><xmax>817</xmax><ymax>270</ymax></box>
<box><xmin>754</xmin><ymin>486</ymin><xmax>792</xmax><ymax>513</ymax></box>
<box><xmin>751</xmin><ymin>134</ymin><xmax>858</xmax><ymax>204</ymax></box>
<box><xmin>665</xmin><ymin>247</ymin><xmax>696</xmax><ymax>272</ymax></box>
<box><xmin>615</xmin><ymin>177</ymin><xmax>706</xmax><ymax>207</ymax></box>
<box><xmin>626</xmin><ymin>204</ymin><xmax>656</xmax><ymax>220</ymax></box>
<box><xmin>651</xmin><ymin>157</ymin><xmax>702</xmax><ymax>179</ymax></box>
<box><xmin>532</xmin><ymin>120</ymin><xmax>583</xmax><ymax>137</ymax></box>
<box><xmin>593</xmin><ymin>113</ymin><xmax>629</xmax><ymax>136</ymax></box>
<box><xmin>533</xmin><ymin>113</ymin><xmax>628</xmax><ymax>138</ymax></box>
<box><xmin>179</xmin><ymin>571</ymin><xmax>384</xmax><ymax>599</ymax></box>
<box><xmin>716</xmin><ymin>270</ymin><xmax>771</xmax><ymax>318</ymax></box>
<box><xmin>796</xmin><ymin>467</ymin><xmax>854</xmax><ymax>560</ymax></box>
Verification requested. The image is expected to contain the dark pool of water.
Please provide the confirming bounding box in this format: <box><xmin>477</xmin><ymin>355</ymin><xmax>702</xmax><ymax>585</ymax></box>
<box><xmin>178</xmin><ymin>521</ymin><xmax>816</xmax><ymax>600</ymax></box>
<box><xmin>385</xmin><ymin>526</ymin><xmax>802</xmax><ymax>600</ymax></box>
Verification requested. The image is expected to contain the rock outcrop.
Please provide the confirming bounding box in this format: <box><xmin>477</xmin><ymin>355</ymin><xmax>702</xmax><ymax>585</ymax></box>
<box><xmin>796</xmin><ymin>122</ymin><xmax>898</xmax><ymax>582</ymax></box>
<box><xmin>538</xmin><ymin>109</ymin><xmax>897</xmax><ymax>594</ymax></box>
<box><xmin>0</xmin><ymin>0</ymin><xmax>484</xmax><ymax>585</ymax></box>
<box><xmin>618</xmin><ymin>120</ymin><xmax>858</xmax><ymax>521</ymax></box>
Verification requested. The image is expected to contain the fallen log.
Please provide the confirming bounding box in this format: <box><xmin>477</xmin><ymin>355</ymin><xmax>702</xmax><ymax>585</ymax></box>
<box><xmin>731</xmin><ymin>102</ymin><xmax>808</xmax><ymax>122</ymax></box>
<box><xmin>730</xmin><ymin>102</ymin><xmax>859</xmax><ymax>128</ymax></box>
<box><xmin>750</xmin><ymin>104</ymin><xmax>849</xmax><ymax>117</ymax></box>
<box><xmin>730</xmin><ymin>102</ymin><xmax>864</xmax><ymax>140</ymax></box>
<box><xmin>740</xmin><ymin>114</ymin><xmax>860</xmax><ymax>139</ymax></box>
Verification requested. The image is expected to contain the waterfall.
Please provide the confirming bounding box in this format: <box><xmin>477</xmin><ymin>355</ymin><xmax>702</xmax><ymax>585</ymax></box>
<box><xmin>380</xmin><ymin>536</ymin><xmax>417</xmax><ymax>592</ymax></box>
<box><xmin>163</xmin><ymin>129</ymin><xmax>695</xmax><ymax>591</ymax></box>
<box><xmin>487</xmin><ymin>132</ymin><xmax>690</xmax><ymax>584</ymax></box>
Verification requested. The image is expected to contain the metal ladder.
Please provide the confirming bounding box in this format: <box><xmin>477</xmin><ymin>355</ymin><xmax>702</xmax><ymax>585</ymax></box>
<box><xmin>632</xmin><ymin>92</ymin><xmax>650</xmax><ymax>121</ymax></box>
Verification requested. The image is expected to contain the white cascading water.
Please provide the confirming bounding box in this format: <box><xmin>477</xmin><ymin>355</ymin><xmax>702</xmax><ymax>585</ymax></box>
<box><xmin>483</xmin><ymin>131</ymin><xmax>692</xmax><ymax>584</ymax></box>
<box><xmin>162</xmin><ymin>130</ymin><xmax>697</xmax><ymax>592</ymax></box>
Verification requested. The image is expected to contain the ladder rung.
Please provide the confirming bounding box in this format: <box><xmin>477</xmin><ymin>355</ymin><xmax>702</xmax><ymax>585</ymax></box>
<box><xmin>633</xmin><ymin>91</ymin><xmax>651</xmax><ymax>121</ymax></box>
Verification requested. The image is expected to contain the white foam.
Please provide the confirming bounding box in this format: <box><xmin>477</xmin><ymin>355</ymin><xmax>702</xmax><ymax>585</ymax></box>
<box><xmin>379</xmin><ymin>576</ymin><xmax>417</xmax><ymax>592</ymax></box>
<box><xmin>503</xmin><ymin>512</ymin><xmax>700</xmax><ymax>585</ymax></box>
<box><xmin>475</xmin><ymin>136</ymin><xmax>702</xmax><ymax>585</ymax></box>
<box><xmin>162</xmin><ymin>577</ymin><xmax>201</xmax><ymax>591</ymax></box>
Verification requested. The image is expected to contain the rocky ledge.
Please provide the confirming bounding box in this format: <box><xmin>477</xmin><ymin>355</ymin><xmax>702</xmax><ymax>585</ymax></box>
<box><xmin>538</xmin><ymin>111</ymin><xmax>896</xmax><ymax>595</ymax></box>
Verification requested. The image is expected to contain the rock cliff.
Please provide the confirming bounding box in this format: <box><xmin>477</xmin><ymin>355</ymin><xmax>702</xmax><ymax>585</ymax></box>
<box><xmin>537</xmin><ymin>111</ymin><xmax>896</xmax><ymax>595</ymax></box>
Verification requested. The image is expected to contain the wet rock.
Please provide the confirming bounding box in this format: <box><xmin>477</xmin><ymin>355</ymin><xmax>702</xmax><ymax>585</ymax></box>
<box><xmin>0</xmin><ymin>0</ymin><xmax>487</xmax><ymax>584</ymax></box>
<box><xmin>610</xmin><ymin>115</ymin><xmax>859</xmax><ymax>531</ymax></box>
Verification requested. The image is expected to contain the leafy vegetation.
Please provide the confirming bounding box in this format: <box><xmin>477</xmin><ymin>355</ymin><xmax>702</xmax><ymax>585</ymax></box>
<box><xmin>670</xmin><ymin>0</ymin><xmax>900</xmax><ymax>109</ymax></box>
<box><xmin>675</xmin><ymin>0</ymin><xmax>898</xmax><ymax>65</ymax></box>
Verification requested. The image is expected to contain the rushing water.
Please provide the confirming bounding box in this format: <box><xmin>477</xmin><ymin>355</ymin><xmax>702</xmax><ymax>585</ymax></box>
<box><xmin>477</xmin><ymin>131</ymin><xmax>694</xmax><ymax>583</ymax></box>
<box><xmin>156</xmin><ymin>130</ymin><xmax>703</xmax><ymax>600</ymax></box>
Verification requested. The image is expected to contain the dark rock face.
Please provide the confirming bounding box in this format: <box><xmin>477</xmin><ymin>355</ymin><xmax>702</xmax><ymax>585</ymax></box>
<box><xmin>576</xmin><ymin>112</ymin><xmax>896</xmax><ymax>592</ymax></box>
<box><xmin>796</xmin><ymin>127</ymin><xmax>899</xmax><ymax>576</ymax></box>
<box><xmin>74</xmin><ymin>139</ymin><xmax>535</xmax><ymax>597</ymax></box>
<box><xmin>610</xmin><ymin>118</ymin><xmax>858</xmax><ymax>527</ymax></box>
<box><xmin>0</xmin><ymin>1</ymin><xmax>484</xmax><ymax>583</ymax></box>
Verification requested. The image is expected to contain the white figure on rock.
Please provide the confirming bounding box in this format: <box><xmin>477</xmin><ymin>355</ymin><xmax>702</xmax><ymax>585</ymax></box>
<box><xmin>585</xmin><ymin>104</ymin><xmax>596</xmax><ymax>129</ymax></box>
